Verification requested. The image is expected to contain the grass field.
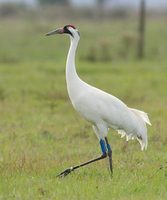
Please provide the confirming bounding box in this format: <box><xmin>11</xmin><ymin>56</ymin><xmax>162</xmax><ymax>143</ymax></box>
<box><xmin>0</xmin><ymin>14</ymin><xmax>167</xmax><ymax>199</ymax></box>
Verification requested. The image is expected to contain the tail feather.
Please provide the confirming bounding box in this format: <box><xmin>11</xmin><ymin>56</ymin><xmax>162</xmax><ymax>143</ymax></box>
<box><xmin>117</xmin><ymin>129</ymin><xmax>147</xmax><ymax>151</ymax></box>
<box><xmin>137</xmin><ymin>136</ymin><xmax>147</xmax><ymax>151</ymax></box>
<box><xmin>117</xmin><ymin>108</ymin><xmax>151</xmax><ymax>151</ymax></box>
<box><xmin>130</xmin><ymin>108</ymin><xmax>152</xmax><ymax>126</ymax></box>
<box><xmin>130</xmin><ymin>108</ymin><xmax>151</xmax><ymax>150</ymax></box>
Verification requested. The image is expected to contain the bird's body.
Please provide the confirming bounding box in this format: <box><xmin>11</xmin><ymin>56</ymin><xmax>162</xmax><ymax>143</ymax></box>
<box><xmin>65</xmin><ymin>27</ymin><xmax>150</xmax><ymax>150</ymax></box>
<box><xmin>46</xmin><ymin>25</ymin><xmax>151</xmax><ymax>177</ymax></box>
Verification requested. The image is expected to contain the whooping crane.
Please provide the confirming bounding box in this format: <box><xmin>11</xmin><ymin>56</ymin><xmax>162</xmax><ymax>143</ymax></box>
<box><xmin>46</xmin><ymin>25</ymin><xmax>151</xmax><ymax>177</ymax></box>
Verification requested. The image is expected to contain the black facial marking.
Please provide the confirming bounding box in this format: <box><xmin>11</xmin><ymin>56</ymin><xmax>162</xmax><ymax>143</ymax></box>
<box><xmin>63</xmin><ymin>26</ymin><xmax>73</xmax><ymax>37</ymax></box>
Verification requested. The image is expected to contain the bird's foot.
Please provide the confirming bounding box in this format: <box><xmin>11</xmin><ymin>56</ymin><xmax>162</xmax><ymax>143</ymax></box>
<box><xmin>57</xmin><ymin>167</ymin><xmax>74</xmax><ymax>178</ymax></box>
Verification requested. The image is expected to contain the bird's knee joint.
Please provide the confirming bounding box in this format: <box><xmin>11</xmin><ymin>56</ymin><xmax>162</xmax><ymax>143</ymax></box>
<box><xmin>101</xmin><ymin>152</ymin><xmax>107</xmax><ymax>158</ymax></box>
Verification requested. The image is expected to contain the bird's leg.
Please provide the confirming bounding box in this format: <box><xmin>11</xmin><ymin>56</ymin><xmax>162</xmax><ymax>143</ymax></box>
<box><xmin>105</xmin><ymin>137</ymin><xmax>113</xmax><ymax>175</ymax></box>
<box><xmin>57</xmin><ymin>139</ymin><xmax>107</xmax><ymax>178</ymax></box>
<box><xmin>57</xmin><ymin>154</ymin><xmax>107</xmax><ymax>178</ymax></box>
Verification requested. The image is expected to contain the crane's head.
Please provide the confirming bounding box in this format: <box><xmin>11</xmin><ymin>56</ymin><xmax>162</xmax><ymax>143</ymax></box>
<box><xmin>46</xmin><ymin>25</ymin><xmax>80</xmax><ymax>40</ymax></box>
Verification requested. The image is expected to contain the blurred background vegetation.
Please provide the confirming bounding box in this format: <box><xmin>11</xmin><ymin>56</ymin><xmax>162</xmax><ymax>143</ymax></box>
<box><xmin>0</xmin><ymin>0</ymin><xmax>167</xmax><ymax>199</ymax></box>
<box><xmin>0</xmin><ymin>0</ymin><xmax>167</xmax><ymax>62</ymax></box>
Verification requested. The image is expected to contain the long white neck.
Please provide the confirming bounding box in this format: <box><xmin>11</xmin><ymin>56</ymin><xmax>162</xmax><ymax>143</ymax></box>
<box><xmin>66</xmin><ymin>36</ymin><xmax>82</xmax><ymax>100</ymax></box>
<box><xmin>66</xmin><ymin>37</ymin><xmax>80</xmax><ymax>82</ymax></box>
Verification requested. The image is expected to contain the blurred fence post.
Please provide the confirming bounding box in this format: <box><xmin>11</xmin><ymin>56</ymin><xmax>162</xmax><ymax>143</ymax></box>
<box><xmin>137</xmin><ymin>0</ymin><xmax>146</xmax><ymax>59</ymax></box>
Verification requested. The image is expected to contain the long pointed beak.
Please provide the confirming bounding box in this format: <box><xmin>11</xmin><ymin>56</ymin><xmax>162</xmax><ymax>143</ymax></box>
<box><xmin>45</xmin><ymin>28</ymin><xmax>64</xmax><ymax>36</ymax></box>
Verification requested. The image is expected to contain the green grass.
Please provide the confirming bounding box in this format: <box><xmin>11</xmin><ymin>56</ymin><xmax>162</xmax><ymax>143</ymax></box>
<box><xmin>0</xmin><ymin>16</ymin><xmax>167</xmax><ymax>199</ymax></box>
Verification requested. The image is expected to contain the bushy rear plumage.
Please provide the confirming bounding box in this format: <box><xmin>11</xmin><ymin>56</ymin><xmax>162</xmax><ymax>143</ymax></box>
<box><xmin>130</xmin><ymin>108</ymin><xmax>152</xmax><ymax>126</ymax></box>
<box><xmin>117</xmin><ymin>108</ymin><xmax>151</xmax><ymax>150</ymax></box>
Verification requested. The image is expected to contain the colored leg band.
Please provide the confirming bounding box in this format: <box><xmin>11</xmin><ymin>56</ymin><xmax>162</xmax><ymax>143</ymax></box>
<box><xmin>100</xmin><ymin>139</ymin><xmax>107</xmax><ymax>154</ymax></box>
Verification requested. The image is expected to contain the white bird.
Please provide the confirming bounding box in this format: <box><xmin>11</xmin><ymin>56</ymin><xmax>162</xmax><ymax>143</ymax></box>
<box><xmin>46</xmin><ymin>25</ymin><xmax>151</xmax><ymax>177</ymax></box>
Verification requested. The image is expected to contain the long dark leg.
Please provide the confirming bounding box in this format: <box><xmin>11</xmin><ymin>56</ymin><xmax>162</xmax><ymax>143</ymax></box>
<box><xmin>57</xmin><ymin>139</ymin><xmax>107</xmax><ymax>178</ymax></box>
<box><xmin>105</xmin><ymin>137</ymin><xmax>113</xmax><ymax>175</ymax></box>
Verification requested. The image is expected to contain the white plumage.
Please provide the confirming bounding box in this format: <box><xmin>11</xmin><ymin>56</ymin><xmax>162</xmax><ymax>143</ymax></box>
<box><xmin>46</xmin><ymin>25</ymin><xmax>151</xmax><ymax>177</ymax></box>
<box><xmin>65</xmin><ymin>26</ymin><xmax>151</xmax><ymax>151</ymax></box>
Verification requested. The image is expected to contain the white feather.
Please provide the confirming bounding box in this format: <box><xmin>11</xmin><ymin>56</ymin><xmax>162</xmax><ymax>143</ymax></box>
<box><xmin>64</xmin><ymin>27</ymin><xmax>151</xmax><ymax>151</ymax></box>
<box><xmin>130</xmin><ymin>108</ymin><xmax>152</xmax><ymax>126</ymax></box>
